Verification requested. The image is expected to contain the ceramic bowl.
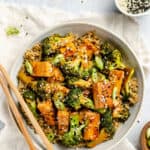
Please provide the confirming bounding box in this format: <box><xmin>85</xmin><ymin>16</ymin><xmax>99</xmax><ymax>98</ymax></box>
<box><xmin>10</xmin><ymin>22</ymin><xmax>145</xmax><ymax>150</ymax></box>
<box><xmin>115</xmin><ymin>0</ymin><xmax>150</xmax><ymax>17</ymax></box>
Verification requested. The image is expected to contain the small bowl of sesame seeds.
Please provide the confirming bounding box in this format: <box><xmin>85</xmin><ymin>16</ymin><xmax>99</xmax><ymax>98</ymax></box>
<box><xmin>115</xmin><ymin>0</ymin><xmax>150</xmax><ymax>17</ymax></box>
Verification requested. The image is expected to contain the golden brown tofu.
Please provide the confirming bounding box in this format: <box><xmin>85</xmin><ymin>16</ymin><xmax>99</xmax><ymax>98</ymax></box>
<box><xmin>109</xmin><ymin>70</ymin><xmax>124</xmax><ymax>96</ymax></box>
<box><xmin>87</xmin><ymin>128</ymin><xmax>110</xmax><ymax>148</ymax></box>
<box><xmin>31</xmin><ymin>61</ymin><xmax>53</xmax><ymax>77</ymax></box>
<box><xmin>47</xmin><ymin>67</ymin><xmax>64</xmax><ymax>82</ymax></box>
<box><xmin>37</xmin><ymin>100</ymin><xmax>55</xmax><ymax>126</ymax></box>
<box><xmin>57</xmin><ymin>110</ymin><xmax>69</xmax><ymax>135</ymax></box>
<box><xmin>18</xmin><ymin>68</ymin><xmax>34</xmax><ymax>84</ymax></box>
<box><xmin>93</xmin><ymin>81</ymin><xmax>113</xmax><ymax>109</ymax></box>
<box><xmin>81</xmin><ymin>110</ymin><xmax>100</xmax><ymax>141</ymax></box>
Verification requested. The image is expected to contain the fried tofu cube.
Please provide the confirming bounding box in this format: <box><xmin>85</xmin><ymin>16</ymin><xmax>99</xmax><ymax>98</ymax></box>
<box><xmin>109</xmin><ymin>70</ymin><xmax>124</xmax><ymax>96</ymax></box>
<box><xmin>18</xmin><ymin>68</ymin><xmax>34</xmax><ymax>84</ymax></box>
<box><xmin>93</xmin><ymin>81</ymin><xmax>113</xmax><ymax>109</ymax></box>
<box><xmin>31</xmin><ymin>61</ymin><xmax>53</xmax><ymax>77</ymax></box>
<box><xmin>82</xmin><ymin>110</ymin><xmax>100</xmax><ymax>141</ymax></box>
<box><xmin>47</xmin><ymin>67</ymin><xmax>64</xmax><ymax>82</ymax></box>
<box><xmin>87</xmin><ymin>128</ymin><xmax>110</xmax><ymax>148</ymax></box>
<box><xmin>57</xmin><ymin>110</ymin><xmax>69</xmax><ymax>134</ymax></box>
<box><xmin>37</xmin><ymin>100</ymin><xmax>55</xmax><ymax>126</ymax></box>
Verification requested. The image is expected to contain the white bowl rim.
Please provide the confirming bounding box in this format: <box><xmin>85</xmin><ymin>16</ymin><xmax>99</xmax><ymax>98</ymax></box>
<box><xmin>9</xmin><ymin>21</ymin><xmax>145</xmax><ymax>150</ymax></box>
<box><xmin>115</xmin><ymin>0</ymin><xmax>150</xmax><ymax>17</ymax></box>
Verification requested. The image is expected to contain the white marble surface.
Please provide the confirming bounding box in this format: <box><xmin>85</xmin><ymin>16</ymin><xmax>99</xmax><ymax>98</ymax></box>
<box><xmin>0</xmin><ymin>0</ymin><xmax>150</xmax><ymax>149</ymax></box>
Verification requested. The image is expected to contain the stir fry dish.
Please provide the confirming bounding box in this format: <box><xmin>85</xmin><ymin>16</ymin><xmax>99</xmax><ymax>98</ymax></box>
<box><xmin>17</xmin><ymin>31</ymin><xmax>138</xmax><ymax>148</ymax></box>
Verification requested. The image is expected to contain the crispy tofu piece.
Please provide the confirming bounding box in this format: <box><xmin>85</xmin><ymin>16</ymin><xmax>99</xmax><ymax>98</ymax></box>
<box><xmin>18</xmin><ymin>68</ymin><xmax>34</xmax><ymax>84</ymax></box>
<box><xmin>93</xmin><ymin>81</ymin><xmax>113</xmax><ymax>109</ymax></box>
<box><xmin>81</xmin><ymin>110</ymin><xmax>100</xmax><ymax>141</ymax></box>
<box><xmin>31</xmin><ymin>61</ymin><xmax>53</xmax><ymax>77</ymax></box>
<box><xmin>57</xmin><ymin>110</ymin><xmax>69</xmax><ymax>134</ymax></box>
<box><xmin>109</xmin><ymin>70</ymin><xmax>124</xmax><ymax>96</ymax></box>
<box><xmin>37</xmin><ymin>100</ymin><xmax>55</xmax><ymax>126</ymax></box>
<box><xmin>87</xmin><ymin>128</ymin><xmax>110</xmax><ymax>148</ymax></box>
<box><xmin>47</xmin><ymin>67</ymin><xmax>64</xmax><ymax>82</ymax></box>
<box><xmin>60</xmin><ymin>42</ymin><xmax>77</xmax><ymax>58</ymax></box>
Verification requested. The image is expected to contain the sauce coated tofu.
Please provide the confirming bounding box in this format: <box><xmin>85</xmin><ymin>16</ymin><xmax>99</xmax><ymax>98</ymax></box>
<box><xmin>47</xmin><ymin>67</ymin><xmax>64</xmax><ymax>82</ymax></box>
<box><xmin>93</xmin><ymin>81</ymin><xmax>113</xmax><ymax>109</ymax></box>
<box><xmin>37</xmin><ymin>100</ymin><xmax>55</xmax><ymax>126</ymax></box>
<box><xmin>82</xmin><ymin>110</ymin><xmax>100</xmax><ymax>141</ymax></box>
<box><xmin>57</xmin><ymin>110</ymin><xmax>69</xmax><ymax>134</ymax></box>
<box><xmin>31</xmin><ymin>61</ymin><xmax>53</xmax><ymax>77</ymax></box>
<box><xmin>109</xmin><ymin>70</ymin><xmax>124</xmax><ymax>96</ymax></box>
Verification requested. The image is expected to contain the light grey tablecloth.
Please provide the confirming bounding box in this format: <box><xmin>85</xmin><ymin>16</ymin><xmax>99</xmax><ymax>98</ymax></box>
<box><xmin>0</xmin><ymin>4</ymin><xmax>150</xmax><ymax>150</ymax></box>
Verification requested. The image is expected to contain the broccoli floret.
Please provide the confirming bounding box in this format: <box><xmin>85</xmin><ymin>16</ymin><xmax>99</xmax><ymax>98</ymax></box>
<box><xmin>66</xmin><ymin>76</ymin><xmax>92</xmax><ymax>89</ymax></box>
<box><xmin>52</xmin><ymin>91</ymin><xmax>65</xmax><ymax>110</ymax></box>
<box><xmin>62</xmin><ymin>59</ymin><xmax>93</xmax><ymax>79</ymax></box>
<box><xmin>61</xmin><ymin>58</ymin><xmax>81</xmax><ymax>76</ymax></box>
<box><xmin>113</xmin><ymin>104</ymin><xmax>130</xmax><ymax>122</ymax></box>
<box><xmin>79</xmin><ymin>95</ymin><xmax>94</xmax><ymax>109</ymax></box>
<box><xmin>65</xmin><ymin>88</ymin><xmax>94</xmax><ymax>110</ymax></box>
<box><xmin>101</xmin><ymin>109</ymin><xmax>115</xmax><ymax>136</ymax></box>
<box><xmin>23</xmin><ymin>89</ymin><xmax>38</xmax><ymax>117</ymax></box>
<box><xmin>42</xmin><ymin>34</ymin><xmax>61</xmax><ymax>56</ymax></box>
<box><xmin>95</xmin><ymin>55</ymin><xmax>104</xmax><ymax>70</ymax></box>
<box><xmin>79</xmin><ymin>61</ymin><xmax>93</xmax><ymax>79</ymax></box>
<box><xmin>65</xmin><ymin>76</ymin><xmax>79</xmax><ymax>88</ymax></box>
<box><xmin>65</xmin><ymin>88</ymin><xmax>81</xmax><ymax>110</ymax></box>
<box><xmin>44</xmin><ymin>54</ymin><xmax>65</xmax><ymax>66</ymax></box>
<box><xmin>46</xmin><ymin>132</ymin><xmax>55</xmax><ymax>142</ymax></box>
<box><xmin>61</xmin><ymin>113</ymin><xmax>86</xmax><ymax>147</ymax></box>
<box><xmin>104</xmin><ymin>49</ymin><xmax>125</xmax><ymax>70</ymax></box>
<box><xmin>36</xmin><ymin>80</ymin><xmax>51</xmax><ymax>99</ymax></box>
<box><xmin>29</xmin><ymin>80</ymin><xmax>51</xmax><ymax>100</ymax></box>
<box><xmin>52</xmin><ymin>54</ymin><xmax>65</xmax><ymax>66</ymax></box>
<box><xmin>25</xmin><ymin>99</ymin><xmax>38</xmax><ymax>118</ymax></box>
<box><xmin>79</xmin><ymin>68</ymin><xmax>90</xmax><ymax>79</ymax></box>
<box><xmin>24</xmin><ymin>60</ymin><xmax>33</xmax><ymax>75</ymax></box>
<box><xmin>91</xmin><ymin>68</ymin><xmax>106</xmax><ymax>83</ymax></box>
<box><xmin>101</xmin><ymin>42</ymin><xmax>114</xmax><ymax>55</ymax></box>
<box><xmin>23</xmin><ymin>89</ymin><xmax>36</xmax><ymax>101</ymax></box>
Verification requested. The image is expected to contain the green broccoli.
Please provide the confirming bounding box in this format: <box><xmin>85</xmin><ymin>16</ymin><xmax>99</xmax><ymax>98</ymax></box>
<box><xmin>65</xmin><ymin>88</ymin><xmax>94</xmax><ymax>110</ymax></box>
<box><xmin>61</xmin><ymin>58</ymin><xmax>81</xmax><ymax>76</ymax></box>
<box><xmin>101</xmin><ymin>109</ymin><xmax>115</xmax><ymax>136</ymax></box>
<box><xmin>113</xmin><ymin>104</ymin><xmax>130</xmax><ymax>122</ymax></box>
<box><xmin>91</xmin><ymin>68</ymin><xmax>106</xmax><ymax>83</ymax></box>
<box><xmin>23</xmin><ymin>89</ymin><xmax>38</xmax><ymax>117</ymax></box>
<box><xmin>66</xmin><ymin>76</ymin><xmax>92</xmax><ymax>89</ymax></box>
<box><xmin>44</xmin><ymin>54</ymin><xmax>65</xmax><ymax>66</ymax></box>
<box><xmin>61</xmin><ymin>113</ymin><xmax>86</xmax><ymax>147</ymax></box>
<box><xmin>52</xmin><ymin>91</ymin><xmax>65</xmax><ymax>110</ymax></box>
<box><xmin>6</xmin><ymin>26</ymin><xmax>20</xmax><ymax>36</ymax></box>
<box><xmin>95</xmin><ymin>55</ymin><xmax>104</xmax><ymax>70</ymax></box>
<box><xmin>24</xmin><ymin>60</ymin><xmax>33</xmax><ymax>75</ymax></box>
<box><xmin>79</xmin><ymin>67</ymin><xmax>91</xmax><ymax>79</ymax></box>
<box><xmin>42</xmin><ymin>34</ymin><xmax>61</xmax><ymax>56</ymax></box>
<box><xmin>79</xmin><ymin>95</ymin><xmax>94</xmax><ymax>109</ymax></box>
<box><xmin>46</xmin><ymin>132</ymin><xmax>55</xmax><ymax>142</ymax></box>
<box><xmin>65</xmin><ymin>88</ymin><xmax>81</xmax><ymax>110</ymax></box>
<box><xmin>101</xmin><ymin>42</ymin><xmax>114</xmax><ymax>55</ymax></box>
<box><xmin>31</xmin><ymin>80</ymin><xmax>51</xmax><ymax>100</ymax></box>
<box><xmin>79</xmin><ymin>61</ymin><xmax>93</xmax><ymax>79</ymax></box>
<box><xmin>23</xmin><ymin>89</ymin><xmax>36</xmax><ymax>101</ymax></box>
<box><xmin>24</xmin><ymin>98</ymin><xmax>38</xmax><ymax>118</ymax></box>
<box><xmin>104</xmin><ymin>49</ymin><xmax>125</xmax><ymax>70</ymax></box>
